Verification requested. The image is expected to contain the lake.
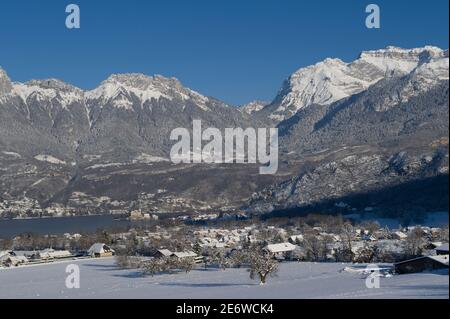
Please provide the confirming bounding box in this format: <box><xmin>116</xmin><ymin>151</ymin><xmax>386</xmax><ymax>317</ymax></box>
<box><xmin>0</xmin><ymin>215</ymin><xmax>151</xmax><ymax>239</ymax></box>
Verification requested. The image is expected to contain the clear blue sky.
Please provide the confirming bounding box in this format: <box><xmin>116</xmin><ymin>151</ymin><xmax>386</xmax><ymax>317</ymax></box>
<box><xmin>0</xmin><ymin>0</ymin><xmax>448</xmax><ymax>105</ymax></box>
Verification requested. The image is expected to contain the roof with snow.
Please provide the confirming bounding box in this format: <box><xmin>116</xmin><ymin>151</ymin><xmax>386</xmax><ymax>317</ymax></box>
<box><xmin>156</xmin><ymin>249</ymin><xmax>172</xmax><ymax>257</ymax></box>
<box><xmin>264</xmin><ymin>243</ymin><xmax>297</xmax><ymax>253</ymax></box>
<box><xmin>395</xmin><ymin>255</ymin><xmax>449</xmax><ymax>267</ymax></box>
<box><xmin>436</xmin><ymin>243</ymin><xmax>449</xmax><ymax>252</ymax></box>
<box><xmin>428</xmin><ymin>255</ymin><xmax>449</xmax><ymax>266</ymax></box>
<box><xmin>171</xmin><ymin>251</ymin><xmax>197</xmax><ymax>258</ymax></box>
<box><xmin>88</xmin><ymin>243</ymin><xmax>113</xmax><ymax>254</ymax></box>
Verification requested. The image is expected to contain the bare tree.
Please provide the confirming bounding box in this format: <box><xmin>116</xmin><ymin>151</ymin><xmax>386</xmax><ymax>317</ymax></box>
<box><xmin>210</xmin><ymin>250</ymin><xmax>230</xmax><ymax>270</ymax></box>
<box><xmin>362</xmin><ymin>221</ymin><xmax>380</xmax><ymax>235</ymax></box>
<box><xmin>354</xmin><ymin>243</ymin><xmax>379</xmax><ymax>263</ymax></box>
<box><xmin>301</xmin><ymin>232</ymin><xmax>330</xmax><ymax>261</ymax></box>
<box><xmin>115</xmin><ymin>254</ymin><xmax>142</xmax><ymax>269</ymax></box>
<box><xmin>437</xmin><ymin>225</ymin><xmax>449</xmax><ymax>242</ymax></box>
<box><xmin>404</xmin><ymin>227</ymin><xmax>425</xmax><ymax>257</ymax></box>
<box><xmin>115</xmin><ymin>255</ymin><xmax>131</xmax><ymax>269</ymax></box>
<box><xmin>142</xmin><ymin>257</ymin><xmax>168</xmax><ymax>277</ymax></box>
<box><xmin>246</xmin><ymin>247</ymin><xmax>278</xmax><ymax>285</ymax></box>
<box><xmin>229</xmin><ymin>250</ymin><xmax>247</xmax><ymax>268</ymax></box>
<box><xmin>177</xmin><ymin>257</ymin><xmax>197</xmax><ymax>273</ymax></box>
<box><xmin>340</xmin><ymin>222</ymin><xmax>355</xmax><ymax>253</ymax></box>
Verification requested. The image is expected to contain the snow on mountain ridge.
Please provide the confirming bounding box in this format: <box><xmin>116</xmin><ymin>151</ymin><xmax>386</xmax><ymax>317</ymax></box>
<box><xmin>268</xmin><ymin>46</ymin><xmax>449</xmax><ymax>121</ymax></box>
<box><xmin>241</xmin><ymin>100</ymin><xmax>268</xmax><ymax>114</ymax></box>
<box><xmin>12</xmin><ymin>79</ymin><xmax>84</xmax><ymax>107</ymax></box>
<box><xmin>1</xmin><ymin>71</ymin><xmax>213</xmax><ymax>112</ymax></box>
<box><xmin>358</xmin><ymin>45</ymin><xmax>445</xmax><ymax>76</ymax></box>
<box><xmin>86</xmin><ymin>73</ymin><xmax>211</xmax><ymax>111</ymax></box>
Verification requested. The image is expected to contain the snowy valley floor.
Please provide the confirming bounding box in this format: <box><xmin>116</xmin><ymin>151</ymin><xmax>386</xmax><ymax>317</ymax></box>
<box><xmin>0</xmin><ymin>258</ymin><xmax>448</xmax><ymax>299</ymax></box>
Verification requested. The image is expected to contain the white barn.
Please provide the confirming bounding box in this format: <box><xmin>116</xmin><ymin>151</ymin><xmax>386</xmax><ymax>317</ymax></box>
<box><xmin>87</xmin><ymin>243</ymin><xmax>115</xmax><ymax>258</ymax></box>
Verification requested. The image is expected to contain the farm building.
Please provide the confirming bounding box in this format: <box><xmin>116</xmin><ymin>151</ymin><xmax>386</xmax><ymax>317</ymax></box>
<box><xmin>171</xmin><ymin>251</ymin><xmax>198</xmax><ymax>259</ymax></box>
<box><xmin>39</xmin><ymin>249</ymin><xmax>73</xmax><ymax>260</ymax></box>
<box><xmin>153</xmin><ymin>249</ymin><xmax>173</xmax><ymax>258</ymax></box>
<box><xmin>171</xmin><ymin>251</ymin><xmax>203</xmax><ymax>263</ymax></box>
<box><xmin>394</xmin><ymin>255</ymin><xmax>449</xmax><ymax>274</ymax></box>
<box><xmin>12</xmin><ymin>251</ymin><xmax>40</xmax><ymax>260</ymax></box>
<box><xmin>87</xmin><ymin>243</ymin><xmax>115</xmax><ymax>258</ymax></box>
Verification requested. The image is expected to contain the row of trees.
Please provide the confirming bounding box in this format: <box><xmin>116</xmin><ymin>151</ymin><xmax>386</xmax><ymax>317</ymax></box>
<box><xmin>115</xmin><ymin>244</ymin><xmax>279</xmax><ymax>285</ymax></box>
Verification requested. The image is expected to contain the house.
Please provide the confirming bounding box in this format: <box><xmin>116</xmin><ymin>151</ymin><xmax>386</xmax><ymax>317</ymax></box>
<box><xmin>423</xmin><ymin>241</ymin><xmax>443</xmax><ymax>250</ymax></box>
<box><xmin>87</xmin><ymin>243</ymin><xmax>115</xmax><ymax>258</ymax></box>
<box><xmin>393</xmin><ymin>231</ymin><xmax>408</xmax><ymax>240</ymax></box>
<box><xmin>13</xmin><ymin>250</ymin><xmax>40</xmax><ymax>260</ymax></box>
<box><xmin>0</xmin><ymin>251</ymin><xmax>28</xmax><ymax>267</ymax></box>
<box><xmin>394</xmin><ymin>255</ymin><xmax>449</xmax><ymax>274</ymax></box>
<box><xmin>435</xmin><ymin>244</ymin><xmax>449</xmax><ymax>255</ymax></box>
<box><xmin>289</xmin><ymin>235</ymin><xmax>304</xmax><ymax>244</ymax></box>
<box><xmin>129</xmin><ymin>210</ymin><xmax>143</xmax><ymax>220</ymax></box>
<box><xmin>361</xmin><ymin>233</ymin><xmax>377</xmax><ymax>241</ymax></box>
<box><xmin>264</xmin><ymin>242</ymin><xmax>297</xmax><ymax>260</ymax></box>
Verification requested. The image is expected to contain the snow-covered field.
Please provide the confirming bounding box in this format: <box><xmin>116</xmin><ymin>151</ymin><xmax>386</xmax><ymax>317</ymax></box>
<box><xmin>0</xmin><ymin>258</ymin><xmax>447</xmax><ymax>299</ymax></box>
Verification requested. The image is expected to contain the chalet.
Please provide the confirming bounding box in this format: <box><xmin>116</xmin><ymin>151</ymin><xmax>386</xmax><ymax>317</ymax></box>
<box><xmin>0</xmin><ymin>251</ymin><xmax>28</xmax><ymax>267</ymax></box>
<box><xmin>87</xmin><ymin>243</ymin><xmax>115</xmax><ymax>258</ymax></box>
<box><xmin>435</xmin><ymin>244</ymin><xmax>449</xmax><ymax>255</ymax></box>
<box><xmin>394</xmin><ymin>255</ymin><xmax>449</xmax><ymax>274</ymax></box>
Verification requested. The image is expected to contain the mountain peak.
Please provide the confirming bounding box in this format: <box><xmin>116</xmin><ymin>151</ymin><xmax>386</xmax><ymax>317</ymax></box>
<box><xmin>240</xmin><ymin>100</ymin><xmax>268</xmax><ymax>114</ymax></box>
<box><xmin>87</xmin><ymin>73</ymin><xmax>211</xmax><ymax>111</ymax></box>
<box><xmin>0</xmin><ymin>66</ymin><xmax>13</xmax><ymax>96</ymax></box>
<box><xmin>103</xmin><ymin>73</ymin><xmax>184</xmax><ymax>92</ymax></box>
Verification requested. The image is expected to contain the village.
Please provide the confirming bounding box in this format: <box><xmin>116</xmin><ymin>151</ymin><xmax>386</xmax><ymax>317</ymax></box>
<box><xmin>0</xmin><ymin>214</ymin><xmax>448</xmax><ymax>282</ymax></box>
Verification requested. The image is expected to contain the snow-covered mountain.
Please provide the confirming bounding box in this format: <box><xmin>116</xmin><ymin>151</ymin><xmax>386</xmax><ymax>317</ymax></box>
<box><xmin>265</xmin><ymin>46</ymin><xmax>449</xmax><ymax>121</ymax></box>
<box><xmin>240</xmin><ymin>100</ymin><xmax>268</xmax><ymax>114</ymax></box>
